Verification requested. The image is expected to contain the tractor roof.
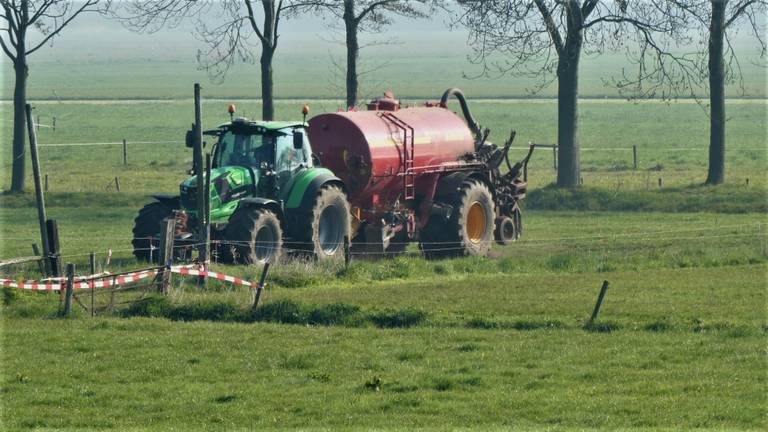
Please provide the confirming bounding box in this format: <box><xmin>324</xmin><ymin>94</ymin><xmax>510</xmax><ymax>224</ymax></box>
<box><xmin>212</xmin><ymin>118</ymin><xmax>306</xmax><ymax>132</ymax></box>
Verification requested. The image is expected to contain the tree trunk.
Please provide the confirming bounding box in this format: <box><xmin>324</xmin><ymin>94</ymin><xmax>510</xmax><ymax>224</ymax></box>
<box><xmin>344</xmin><ymin>3</ymin><xmax>359</xmax><ymax>109</ymax></box>
<box><xmin>706</xmin><ymin>0</ymin><xmax>727</xmax><ymax>185</ymax></box>
<box><xmin>556</xmin><ymin>42</ymin><xmax>582</xmax><ymax>188</ymax></box>
<box><xmin>10</xmin><ymin>58</ymin><xmax>28</xmax><ymax>193</ymax></box>
<box><xmin>260</xmin><ymin>47</ymin><xmax>275</xmax><ymax>121</ymax></box>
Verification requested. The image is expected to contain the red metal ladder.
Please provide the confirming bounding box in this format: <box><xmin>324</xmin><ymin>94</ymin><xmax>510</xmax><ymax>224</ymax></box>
<box><xmin>379</xmin><ymin>111</ymin><xmax>416</xmax><ymax>200</ymax></box>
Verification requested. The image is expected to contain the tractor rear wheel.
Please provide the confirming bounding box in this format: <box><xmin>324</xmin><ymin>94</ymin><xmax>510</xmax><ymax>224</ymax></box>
<box><xmin>132</xmin><ymin>202</ymin><xmax>175</xmax><ymax>263</ymax></box>
<box><xmin>293</xmin><ymin>185</ymin><xmax>351</xmax><ymax>260</ymax></box>
<box><xmin>420</xmin><ymin>179</ymin><xmax>495</xmax><ymax>259</ymax></box>
<box><xmin>224</xmin><ymin>208</ymin><xmax>283</xmax><ymax>264</ymax></box>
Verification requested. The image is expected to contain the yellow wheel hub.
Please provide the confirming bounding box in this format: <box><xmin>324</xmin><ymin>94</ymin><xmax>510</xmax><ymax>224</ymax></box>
<box><xmin>466</xmin><ymin>202</ymin><xmax>486</xmax><ymax>244</ymax></box>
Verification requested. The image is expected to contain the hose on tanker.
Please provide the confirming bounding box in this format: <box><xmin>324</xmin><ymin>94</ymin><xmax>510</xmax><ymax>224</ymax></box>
<box><xmin>439</xmin><ymin>88</ymin><xmax>482</xmax><ymax>142</ymax></box>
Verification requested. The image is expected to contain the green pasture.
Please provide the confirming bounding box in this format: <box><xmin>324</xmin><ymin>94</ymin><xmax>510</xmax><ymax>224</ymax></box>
<box><xmin>2</xmin><ymin>259</ymin><xmax>766</xmax><ymax>430</ymax></box>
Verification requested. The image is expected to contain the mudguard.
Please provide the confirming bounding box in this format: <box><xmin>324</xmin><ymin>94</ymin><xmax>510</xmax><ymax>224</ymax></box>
<box><xmin>150</xmin><ymin>194</ymin><xmax>180</xmax><ymax>209</ymax></box>
<box><xmin>237</xmin><ymin>197</ymin><xmax>284</xmax><ymax>219</ymax></box>
<box><xmin>284</xmin><ymin>168</ymin><xmax>344</xmax><ymax>211</ymax></box>
<box><xmin>434</xmin><ymin>172</ymin><xmax>471</xmax><ymax>201</ymax></box>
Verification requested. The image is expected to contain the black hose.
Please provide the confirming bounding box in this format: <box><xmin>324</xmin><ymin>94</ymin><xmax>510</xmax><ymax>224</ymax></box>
<box><xmin>439</xmin><ymin>88</ymin><xmax>481</xmax><ymax>137</ymax></box>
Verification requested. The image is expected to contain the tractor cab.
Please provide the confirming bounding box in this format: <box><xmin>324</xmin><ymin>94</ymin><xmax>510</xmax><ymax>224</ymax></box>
<box><xmin>208</xmin><ymin>119</ymin><xmax>313</xmax><ymax>197</ymax></box>
<box><xmin>180</xmin><ymin>118</ymin><xmax>314</xmax><ymax>223</ymax></box>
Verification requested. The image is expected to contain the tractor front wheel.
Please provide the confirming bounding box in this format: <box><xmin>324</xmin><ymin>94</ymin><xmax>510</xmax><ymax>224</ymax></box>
<box><xmin>224</xmin><ymin>208</ymin><xmax>283</xmax><ymax>264</ymax></box>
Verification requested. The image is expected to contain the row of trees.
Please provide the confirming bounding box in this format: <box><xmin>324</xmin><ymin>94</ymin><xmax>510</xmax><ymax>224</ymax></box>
<box><xmin>3</xmin><ymin>1</ymin><xmax>765</xmax><ymax>193</ymax></box>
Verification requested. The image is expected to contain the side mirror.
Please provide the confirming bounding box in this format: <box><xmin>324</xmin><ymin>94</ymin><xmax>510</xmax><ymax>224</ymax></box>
<box><xmin>293</xmin><ymin>131</ymin><xmax>303</xmax><ymax>150</ymax></box>
<box><xmin>185</xmin><ymin>127</ymin><xmax>194</xmax><ymax>148</ymax></box>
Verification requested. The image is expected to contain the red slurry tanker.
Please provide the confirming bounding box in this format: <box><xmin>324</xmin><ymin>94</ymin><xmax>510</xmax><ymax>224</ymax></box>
<box><xmin>310</xmin><ymin>88</ymin><xmax>534</xmax><ymax>258</ymax></box>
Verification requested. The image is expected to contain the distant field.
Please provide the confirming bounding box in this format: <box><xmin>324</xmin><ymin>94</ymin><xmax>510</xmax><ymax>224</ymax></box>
<box><xmin>0</xmin><ymin>99</ymin><xmax>765</xmax><ymax>193</ymax></box>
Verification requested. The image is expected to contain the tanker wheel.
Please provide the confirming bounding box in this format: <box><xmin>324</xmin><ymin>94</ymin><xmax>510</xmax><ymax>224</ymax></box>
<box><xmin>420</xmin><ymin>180</ymin><xmax>495</xmax><ymax>259</ymax></box>
<box><xmin>293</xmin><ymin>185</ymin><xmax>351</xmax><ymax>260</ymax></box>
<box><xmin>494</xmin><ymin>216</ymin><xmax>517</xmax><ymax>246</ymax></box>
<box><xmin>224</xmin><ymin>207</ymin><xmax>283</xmax><ymax>264</ymax></box>
<box><xmin>132</xmin><ymin>202</ymin><xmax>175</xmax><ymax>263</ymax></box>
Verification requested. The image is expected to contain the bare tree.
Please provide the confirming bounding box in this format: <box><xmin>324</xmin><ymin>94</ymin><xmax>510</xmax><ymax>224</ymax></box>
<box><xmin>120</xmin><ymin>0</ymin><xmax>310</xmax><ymax>121</ymax></box>
<box><xmin>296</xmin><ymin>1</ymin><xmax>428</xmax><ymax>108</ymax></box>
<box><xmin>452</xmin><ymin>1</ymin><xmax>689</xmax><ymax>187</ymax></box>
<box><xmin>700</xmin><ymin>0</ymin><xmax>765</xmax><ymax>185</ymax></box>
<box><xmin>615</xmin><ymin>1</ymin><xmax>766</xmax><ymax>185</ymax></box>
<box><xmin>1</xmin><ymin>0</ymin><xmax>103</xmax><ymax>193</ymax></box>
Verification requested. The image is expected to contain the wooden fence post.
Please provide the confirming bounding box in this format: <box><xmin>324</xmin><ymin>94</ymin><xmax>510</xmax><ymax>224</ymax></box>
<box><xmin>632</xmin><ymin>145</ymin><xmax>638</xmax><ymax>170</ymax></box>
<box><xmin>114</xmin><ymin>177</ymin><xmax>121</xmax><ymax>192</ymax></box>
<box><xmin>52</xmin><ymin>116</ymin><xmax>56</xmax><ymax>132</ymax></box>
<box><xmin>31</xmin><ymin>243</ymin><xmax>45</xmax><ymax>275</ymax></box>
<box><xmin>63</xmin><ymin>263</ymin><xmax>75</xmax><ymax>317</ymax></box>
<box><xmin>89</xmin><ymin>252</ymin><xmax>96</xmax><ymax>317</ymax></box>
<box><xmin>589</xmin><ymin>281</ymin><xmax>609</xmax><ymax>323</ymax></box>
<box><xmin>199</xmin><ymin>153</ymin><xmax>212</xmax><ymax>287</ymax></box>
<box><xmin>253</xmin><ymin>263</ymin><xmax>271</xmax><ymax>308</ymax></box>
<box><xmin>157</xmin><ymin>217</ymin><xmax>176</xmax><ymax>294</ymax></box>
<box><xmin>44</xmin><ymin>174</ymin><xmax>49</xmax><ymax>192</ymax></box>
<box><xmin>123</xmin><ymin>139</ymin><xmax>127</xmax><ymax>165</ymax></box>
<box><xmin>344</xmin><ymin>235</ymin><xmax>351</xmax><ymax>269</ymax></box>
<box><xmin>46</xmin><ymin>219</ymin><xmax>62</xmax><ymax>277</ymax></box>
<box><xmin>552</xmin><ymin>146</ymin><xmax>557</xmax><ymax>171</ymax></box>
<box><xmin>26</xmin><ymin>104</ymin><xmax>51</xmax><ymax>276</ymax></box>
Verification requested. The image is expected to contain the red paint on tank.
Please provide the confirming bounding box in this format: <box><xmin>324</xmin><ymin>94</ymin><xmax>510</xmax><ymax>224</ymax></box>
<box><xmin>308</xmin><ymin>106</ymin><xmax>475</xmax><ymax>205</ymax></box>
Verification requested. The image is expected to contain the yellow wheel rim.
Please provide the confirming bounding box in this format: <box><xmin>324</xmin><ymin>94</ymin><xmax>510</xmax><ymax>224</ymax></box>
<box><xmin>466</xmin><ymin>202</ymin><xmax>486</xmax><ymax>244</ymax></box>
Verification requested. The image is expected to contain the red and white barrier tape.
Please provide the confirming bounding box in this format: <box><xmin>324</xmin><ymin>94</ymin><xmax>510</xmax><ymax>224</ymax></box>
<box><xmin>0</xmin><ymin>264</ymin><xmax>253</xmax><ymax>290</ymax></box>
<box><xmin>0</xmin><ymin>269</ymin><xmax>158</xmax><ymax>291</ymax></box>
<box><xmin>171</xmin><ymin>267</ymin><xmax>253</xmax><ymax>287</ymax></box>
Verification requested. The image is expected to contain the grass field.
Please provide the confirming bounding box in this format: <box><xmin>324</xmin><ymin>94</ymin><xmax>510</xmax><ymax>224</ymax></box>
<box><xmin>1</xmin><ymin>27</ymin><xmax>767</xmax><ymax>430</ymax></box>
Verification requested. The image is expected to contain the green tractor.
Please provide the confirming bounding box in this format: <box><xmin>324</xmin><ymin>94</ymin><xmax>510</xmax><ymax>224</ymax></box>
<box><xmin>132</xmin><ymin>116</ymin><xmax>351</xmax><ymax>264</ymax></box>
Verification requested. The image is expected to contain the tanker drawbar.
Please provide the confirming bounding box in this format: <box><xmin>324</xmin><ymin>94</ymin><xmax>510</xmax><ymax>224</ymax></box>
<box><xmin>308</xmin><ymin>89</ymin><xmax>535</xmax><ymax>258</ymax></box>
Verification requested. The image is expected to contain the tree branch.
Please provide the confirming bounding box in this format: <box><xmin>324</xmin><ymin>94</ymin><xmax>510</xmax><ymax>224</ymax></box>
<box><xmin>534</xmin><ymin>0</ymin><xmax>564</xmax><ymax>54</ymax></box>
<box><xmin>26</xmin><ymin>0</ymin><xmax>100</xmax><ymax>55</ymax></box>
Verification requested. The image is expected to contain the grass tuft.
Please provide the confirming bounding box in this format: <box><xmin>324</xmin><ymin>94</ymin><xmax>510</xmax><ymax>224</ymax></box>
<box><xmin>583</xmin><ymin>320</ymin><xmax>621</xmax><ymax>333</ymax></box>
<box><xmin>369</xmin><ymin>308</ymin><xmax>427</xmax><ymax>328</ymax></box>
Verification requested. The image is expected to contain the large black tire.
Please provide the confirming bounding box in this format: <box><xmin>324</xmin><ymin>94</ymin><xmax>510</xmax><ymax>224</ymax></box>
<box><xmin>224</xmin><ymin>207</ymin><xmax>283</xmax><ymax>264</ymax></box>
<box><xmin>132</xmin><ymin>202</ymin><xmax>175</xmax><ymax>263</ymax></box>
<box><xmin>420</xmin><ymin>179</ymin><xmax>495</xmax><ymax>259</ymax></box>
<box><xmin>292</xmin><ymin>185</ymin><xmax>351</xmax><ymax>260</ymax></box>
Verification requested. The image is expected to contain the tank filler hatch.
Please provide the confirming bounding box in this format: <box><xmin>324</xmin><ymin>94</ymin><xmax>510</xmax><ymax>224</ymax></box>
<box><xmin>367</xmin><ymin>90</ymin><xmax>401</xmax><ymax>111</ymax></box>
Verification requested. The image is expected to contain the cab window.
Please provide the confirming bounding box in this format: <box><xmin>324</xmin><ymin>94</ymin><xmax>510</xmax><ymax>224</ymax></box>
<box><xmin>217</xmin><ymin>132</ymin><xmax>275</xmax><ymax>168</ymax></box>
<box><xmin>275</xmin><ymin>132</ymin><xmax>307</xmax><ymax>172</ymax></box>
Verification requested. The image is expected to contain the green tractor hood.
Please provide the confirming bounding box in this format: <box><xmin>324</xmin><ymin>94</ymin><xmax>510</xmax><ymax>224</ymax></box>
<box><xmin>180</xmin><ymin>166</ymin><xmax>255</xmax><ymax>223</ymax></box>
